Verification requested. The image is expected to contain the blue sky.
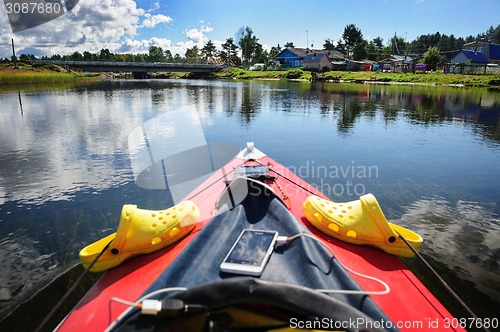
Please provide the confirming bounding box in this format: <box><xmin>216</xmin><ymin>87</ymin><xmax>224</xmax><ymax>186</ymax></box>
<box><xmin>137</xmin><ymin>0</ymin><xmax>499</xmax><ymax>48</ymax></box>
<box><xmin>0</xmin><ymin>0</ymin><xmax>499</xmax><ymax>58</ymax></box>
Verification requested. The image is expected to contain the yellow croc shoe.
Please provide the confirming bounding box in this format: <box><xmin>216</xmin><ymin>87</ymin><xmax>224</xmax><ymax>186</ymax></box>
<box><xmin>80</xmin><ymin>200</ymin><xmax>200</xmax><ymax>272</ymax></box>
<box><xmin>303</xmin><ymin>194</ymin><xmax>423</xmax><ymax>257</ymax></box>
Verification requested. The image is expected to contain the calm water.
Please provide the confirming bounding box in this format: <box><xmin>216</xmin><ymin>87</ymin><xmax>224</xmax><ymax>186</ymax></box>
<box><xmin>1</xmin><ymin>79</ymin><xmax>499</xmax><ymax>328</ymax></box>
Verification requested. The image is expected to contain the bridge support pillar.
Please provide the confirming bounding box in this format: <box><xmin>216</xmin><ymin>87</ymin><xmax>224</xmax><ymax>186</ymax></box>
<box><xmin>132</xmin><ymin>71</ymin><xmax>152</xmax><ymax>79</ymax></box>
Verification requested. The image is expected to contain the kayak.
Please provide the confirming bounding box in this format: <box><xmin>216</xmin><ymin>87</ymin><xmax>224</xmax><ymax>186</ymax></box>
<box><xmin>56</xmin><ymin>142</ymin><xmax>464</xmax><ymax>332</ymax></box>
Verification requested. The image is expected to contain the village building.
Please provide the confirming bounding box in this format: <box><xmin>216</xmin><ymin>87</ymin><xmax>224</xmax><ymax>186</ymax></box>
<box><xmin>380</xmin><ymin>55</ymin><xmax>415</xmax><ymax>72</ymax></box>
<box><xmin>303</xmin><ymin>53</ymin><xmax>332</xmax><ymax>71</ymax></box>
<box><xmin>451</xmin><ymin>49</ymin><xmax>489</xmax><ymax>65</ymax></box>
<box><xmin>463</xmin><ymin>41</ymin><xmax>500</xmax><ymax>65</ymax></box>
<box><xmin>449</xmin><ymin>49</ymin><xmax>489</xmax><ymax>74</ymax></box>
<box><xmin>274</xmin><ymin>48</ymin><xmax>345</xmax><ymax>69</ymax></box>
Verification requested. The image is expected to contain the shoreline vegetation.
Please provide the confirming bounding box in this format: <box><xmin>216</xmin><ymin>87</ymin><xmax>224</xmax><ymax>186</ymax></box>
<box><xmin>0</xmin><ymin>63</ymin><xmax>99</xmax><ymax>86</ymax></box>
<box><xmin>216</xmin><ymin>68</ymin><xmax>500</xmax><ymax>88</ymax></box>
<box><xmin>1</xmin><ymin>63</ymin><xmax>499</xmax><ymax>88</ymax></box>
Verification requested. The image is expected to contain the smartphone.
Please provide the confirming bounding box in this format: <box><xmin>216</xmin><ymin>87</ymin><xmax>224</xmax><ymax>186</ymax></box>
<box><xmin>220</xmin><ymin>229</ymin><xmax>278</xmax><ymax>276</ymax></box>
<box><xmin>234</xmin><ymin>165</ymin><xmax>273</xmax><ymax>180</ymax></box>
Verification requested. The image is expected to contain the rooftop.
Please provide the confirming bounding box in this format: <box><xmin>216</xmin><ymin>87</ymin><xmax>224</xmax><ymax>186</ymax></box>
<box><xmin>276</xmin><ymin>48</ymin><xmax>345</xmax><ymax>60</ymax></box>
<box><xmin>458</xmin><ymin>49</ymin><xmax>489</xmax><ymax>63</ymax></box>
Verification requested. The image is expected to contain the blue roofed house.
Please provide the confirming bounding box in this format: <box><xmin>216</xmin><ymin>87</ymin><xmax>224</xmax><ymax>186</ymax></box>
<box><xmin>463</xmin><ymin>41</ymin><xmax>500</xmax><ymax>65</ymax></box>
<box><xmin>274</xmin><ymin>48</ymin><xmax>308</xmax><ymax>68</ymax></box>
<box><xmin>451</xmin><ymin>49</ymin><xmax>489</xmax><ymax>65</ymax></box>
<box><xmin>450</xmin><ymin>49</ymin><xmax>489</xmax><ymax>74</ymax></box>
<box><xmin>274</xmin><ymin>48</ymin><xmax>345</xmax><ymax>69</ymax></box>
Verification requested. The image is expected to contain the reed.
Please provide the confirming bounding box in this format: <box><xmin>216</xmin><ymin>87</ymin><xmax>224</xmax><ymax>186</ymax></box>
<box><xmin>0</xmin><ymin>65</ymin><xmax>95</xmax><ymax>85</ymax></box>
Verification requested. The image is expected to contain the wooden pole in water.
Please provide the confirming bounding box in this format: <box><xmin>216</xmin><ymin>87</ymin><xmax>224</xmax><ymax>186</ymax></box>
<box><xmin>11</xmin><ymin>38</ymin><xmax>17</xmax><ymax>67</ymax></box>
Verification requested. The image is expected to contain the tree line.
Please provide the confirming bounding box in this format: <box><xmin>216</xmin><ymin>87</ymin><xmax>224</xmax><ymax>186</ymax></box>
<box><xmin>327</xmin><ymin>24</ymin><xmax>500</xmax><ymax>61</ymax></box>
<box><xmin>10</xmin><ymin>26</ymin><xmax>273</xmax><ymax>66</ymax></box>
<box><xmin>8</xmin><ymin>24</ymin><xmax>500</xmax><ymax>67</ymax></box>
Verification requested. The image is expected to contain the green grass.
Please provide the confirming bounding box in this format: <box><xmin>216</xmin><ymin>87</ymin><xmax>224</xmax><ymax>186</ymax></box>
<box><xmin>215</xmin><ymin>67</ymin><xmax>500</xmax><ymax>88</ymax></box>
<box><xmin>2</xmin><ymin>63</ymin><xmax>499</xmax><ymax>88</ymax></box>
<box><xmin>0</xmin><ymin>63</ymin><xmax>96</xmax><ymax>85</ymax></box>
<box><xmin>318</xmin><ymin>70</ymin><xmax>500</xmax><ymax>87</ymax></box>
<box><xmin>215</xmin><ymin>67</ymin><xmax>311</xmax><ymax>80</ymax></box>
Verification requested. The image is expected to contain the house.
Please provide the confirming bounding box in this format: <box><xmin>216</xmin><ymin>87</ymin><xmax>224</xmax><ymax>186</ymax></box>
<box><xmin>207</xmin><ymin>57</ymin><xmax>235</xmax><ymax>67</ymax></box>
<box><xmin>451</xmin><ymin>49</ymin><xmax>489</xmax><ymax>65</ymax></box>
<box><xmin>463</xmin><ymin>41</ymin><xmax>500</xmax><ymax>65</ymax></box>
<box><xmin>346</xmin><ymin>59</ymin><xmax>374</xmax><ymax>71</ymax></box>
<box><xmin>274</xmin><ymin>48</ymin><xmax>308</xmax><ymax>68</ymax></box>
<box><xmin>274</xmin><ymin>48</ymin><xmax>346</xmax><ymax>69</ymax></box>
<box><xmin>324</xmin><ymin>50</ymin><xmax>345</xmax><ymax>62</ymax></box>
<box><xmin>449</xmin><ymin>49</ymin><xmax>489</xmax><ymax>74</ymax></box>
<box><xmin>382</xmin><ymin>55</ymin><xmax>414</xmax><ymax>72</ymax></box>
<box><xmin>303</xmin><ymin>53</ymin><xmax>331</xmax><ymax>71</ymax></box>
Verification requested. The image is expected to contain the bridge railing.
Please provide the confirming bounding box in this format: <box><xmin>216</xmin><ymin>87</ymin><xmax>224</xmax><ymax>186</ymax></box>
<box><xmin>30</xmin><ymin>60</ymin><xmax>221</xmax><ymax>69</ymax></box>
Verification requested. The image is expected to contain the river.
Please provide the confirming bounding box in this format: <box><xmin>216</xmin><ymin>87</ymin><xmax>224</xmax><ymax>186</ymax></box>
<box><xmin>0</xmin><ymin>79</ymin><xmax>499</xmax><ymax>330</ymax></box>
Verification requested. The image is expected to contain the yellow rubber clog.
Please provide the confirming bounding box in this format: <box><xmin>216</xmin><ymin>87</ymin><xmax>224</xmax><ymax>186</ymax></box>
<box><xmin>80</xmin><ymin>200</ymin><xmax>200</xmax><ymax>272</ymax></box>
<box><xmin>303</xmin><ymin>194</ymin><xmax>423</xmax><ymax>257</ymax></box>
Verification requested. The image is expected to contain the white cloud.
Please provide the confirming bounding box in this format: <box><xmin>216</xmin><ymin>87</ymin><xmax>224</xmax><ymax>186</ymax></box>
<box><xmin>185</xmin><ymin>25</ymin><xmax>213</xmax><ymax>44</ymax></box>
<box><xmin>0</xmin><ymin>0</ymin><xmax>174</xmax><ymax>58</ymax></box>
<box><xmin>141</xmin><ymin>14</ymin><xmax>173</xmax><ymax>28</ymax></box>
<box><xmin>0</xmin><ymin>1</ymin><xmax>220</xmax><ymax>59</ymax></box>
<box><xmin>261</xmin><ymin>43</ymin><xmax>271</xmax><ymax>52</ymax></box>
<box><xmin>114</xmin><ymin>37</ymin><xmax>173</xmax><ymax>54</ymax></box>
<box><xmin>100</xmin><ymin>23</ymin><xmax>216</xmax><ymax>57</ymax></box>
<box><xmin>159</xmin><ymin>24</ymin><xmax>222</xmax><ymax>57</ymax></box>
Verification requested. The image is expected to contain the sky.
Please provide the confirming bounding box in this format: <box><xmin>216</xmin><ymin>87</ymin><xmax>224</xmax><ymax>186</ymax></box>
<box><xmin>0</xmin><ymin>0</ymin><xmax>499</xmax><ymax>59</ymax></box>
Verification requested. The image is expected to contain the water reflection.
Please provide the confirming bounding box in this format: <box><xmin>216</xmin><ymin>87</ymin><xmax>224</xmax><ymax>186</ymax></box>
<box><xmin>0</xmin><ymin>90</ymin><xmax>134</xmax><ymax>206</ymax></box>
<box><xmin>308</xmin><ymin>83</ymin><xmax>500</xmax><ymax>142</ymax></box>
<box><xmin>0</xmin><ymin>80</ymin><xmax>499</xmax><ymax>323</ymax></box>
<box><xmin>399</xmin><ymin>197</ymin><xmax>500</xmax><ymax>301</ymax></box>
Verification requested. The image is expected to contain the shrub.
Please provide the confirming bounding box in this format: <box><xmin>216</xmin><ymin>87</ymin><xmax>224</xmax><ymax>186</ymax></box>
<box><xmin>284</xmin><ymin>69</ymin><xmax>303</xmax><ymax>79</ymax></box>
<box><xmin>489</xmin><ymin>79</ymin><xmax>500</xmax><ymax>86</ymax></box>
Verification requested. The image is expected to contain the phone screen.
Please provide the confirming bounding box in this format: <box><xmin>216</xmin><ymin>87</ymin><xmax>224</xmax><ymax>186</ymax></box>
<box><xmin>223</xmin><ymin>229</ymin><xmax>277</xmax><ymax>268</ymax></box>
<box><xmin>235</xmin><ymin>165</ymin><xmax>271</xmax><ymax>179</ymax></box>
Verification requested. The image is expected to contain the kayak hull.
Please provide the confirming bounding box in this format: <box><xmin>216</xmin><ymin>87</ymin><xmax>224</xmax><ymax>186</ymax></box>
<box><xmin>57</xmin><ymin>152</ymin><xmax>464</xmax><ymax>332</ymax></box>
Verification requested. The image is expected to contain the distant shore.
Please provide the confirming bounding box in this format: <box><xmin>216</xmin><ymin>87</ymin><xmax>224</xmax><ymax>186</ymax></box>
<box><xmin>1</xmin><ymin>63</ymin><xmax>499</xmax><ymax>88</ymax></box>
<box><xmin>215</xmin><ymin>68</ymin><xmax>500</xmax><ymax>88</ymax></box>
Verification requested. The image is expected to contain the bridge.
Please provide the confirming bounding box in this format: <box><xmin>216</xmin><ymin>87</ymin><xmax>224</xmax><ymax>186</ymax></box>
<box><xmin>30</xmin><ymin>60</ymin><xmax>222</xmax><ymax>78</ymax></box>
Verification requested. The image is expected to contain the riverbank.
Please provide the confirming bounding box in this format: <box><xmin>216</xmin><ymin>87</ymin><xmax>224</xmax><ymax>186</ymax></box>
<box><xmin>215</xmin><ymin>68</ymin><xmax>500</xmax><ymax>88</ymax></box>
<box><xmin>1</xmin><ymin>63</ymin><xmax>499</xmax><ymax>88</ymax></box>
<box><xmin>0</xmin><ymin>63</ymin><xmax>98</xmax><ymax>85</ymax></box>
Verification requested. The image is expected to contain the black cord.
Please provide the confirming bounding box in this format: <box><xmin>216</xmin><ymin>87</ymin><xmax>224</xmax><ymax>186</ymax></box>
<box><xmin>395</xmin><ymin>230</ymin><xmax>490</xmax><ymax>332</ymax></box>
<box><xmin>39</xmin><ymin>160</ymin><xmax>247</xmax><ymax>331</ymax></box>
<box><xmin>262</xmin><ymin>159</ymin><xmax>485</xmax><ymax>330</ymax></box>
<box><xmin>35</xmin><ymin>239</ymin><xmax>113</xmax><ymax>332</ymax></box>
<box><xmin>38</xmin><ymin>160</ymin><xmax>245</xmax><ymax>331</ymax></box>
<box><xmin>269</xmin><ymin>168</ymin><xmax>318</xmax><ymax>196</ymax></box>
<box><xmin>185</xmin><ymin>160</ymin><xmax>243</xmax><ymax>201</ymax></box>
<box><xmin>252</xmin><ymin>159</ymin><xmax>318</xmax><ymax>196</ymax></box>
<box><xmin>39</xmin><ymin>158</ymin><xmax>482</xmax><ymax>332</ymax></box>
<box><xmin>263</xmin><ymin>159</ymin><xmax>487</xmax><ymax>330</ymax></box>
